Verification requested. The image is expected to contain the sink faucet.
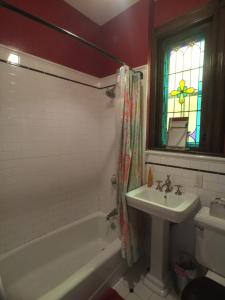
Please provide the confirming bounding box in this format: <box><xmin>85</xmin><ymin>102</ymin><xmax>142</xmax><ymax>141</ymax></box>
<box><xmin>106</xmin><ymin>208</ymin><xmax>118</xmax><ymax>220</ymax></box>
<box><xmin>161</xmin><ymin>175</ymin><xmax>173</xmax><ymax>193</ymax></box>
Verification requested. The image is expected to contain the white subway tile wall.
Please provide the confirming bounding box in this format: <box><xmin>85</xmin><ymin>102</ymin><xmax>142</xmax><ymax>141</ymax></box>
<box><xmin>145</xmin><ymin>151</ymin><xmax>225</xmax><ymax>207</ymax></box>
<box><xmin>0</xmin><ymin>45</ymin><xmax>149</xmax><ymax>255</ymax></box>
<box><xmin>0</xmin><ymin>45</ymin><xmax>119</xmax><ymax>255</ymax></box>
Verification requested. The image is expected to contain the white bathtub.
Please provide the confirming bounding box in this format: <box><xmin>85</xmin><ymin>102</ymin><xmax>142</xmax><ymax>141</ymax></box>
<box><xmin>0</xmin><ymin>212</ymin><xmax>126</xmax><ymax>300</ymax></box>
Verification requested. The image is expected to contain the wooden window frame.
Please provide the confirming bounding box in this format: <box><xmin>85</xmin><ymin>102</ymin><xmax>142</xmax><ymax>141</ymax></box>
<box><xmin>147</xmin><ymin>0</ymin><xmax>225</xmax><ymax>156</ymax></box>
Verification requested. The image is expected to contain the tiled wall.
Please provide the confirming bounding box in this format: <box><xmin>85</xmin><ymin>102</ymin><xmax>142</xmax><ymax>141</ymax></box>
<box><xmin>0</xmin><ymin>45</ymin><xmax>106</xmax><ymax>255</ymax></box>
<box><xmin>98</xmin><ymin>91</ymin><xmax>120</xmax><ymax>214</ymax></box>
<box><xmin>0</xmin><ymin>43</ymin><xmax>148</xmax><ymax>255</ymax></box>
<box><xmin>146</xmin><ymin>151</ymin><xmax>225</xmax><ymax>206</ymax></box>
<box><xmin>145</xmin><ymin>151</ymin><xmax>225</xmax><ymax>257</ymax></box>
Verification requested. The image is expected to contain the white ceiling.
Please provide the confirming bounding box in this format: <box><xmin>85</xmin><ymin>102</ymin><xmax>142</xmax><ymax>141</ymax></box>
<box><xmin>64</xmin><ymin>0</ymin><xmax>140</xmax><ymax>25</ymax></box>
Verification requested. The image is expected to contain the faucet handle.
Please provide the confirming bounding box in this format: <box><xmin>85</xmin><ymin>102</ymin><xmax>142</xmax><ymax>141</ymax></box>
<box><xmin>156</xmin><ymin>180</ymin><xmax>162</xmax><ymax>191</ymax></box>
<box><xmin>166</xmin><ymin>175</ymin><xmax>171</xmax><ymax>183</ymax></box>
<box><xmin>175</xmin><ymin>185</ymin><xmax>182</xmax><ymax>195</ymax></box>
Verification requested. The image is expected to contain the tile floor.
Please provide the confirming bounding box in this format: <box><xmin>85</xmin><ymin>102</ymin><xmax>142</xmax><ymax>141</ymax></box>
<box><xmin>113</xmin><ymin>259</ymin><xmax>180</xmax><ymax>300</ymax></box>
<box><xmin>113</xmin><ymin>278</ymin><xmax>179</xmax><ymax>300</ymax></box>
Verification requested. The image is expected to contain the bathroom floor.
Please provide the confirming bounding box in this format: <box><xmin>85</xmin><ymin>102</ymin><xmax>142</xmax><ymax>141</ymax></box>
<box><xmin>113</xmin><ymin>279</ymin><xmax>179</xmax><ymax>300</ymax></box>
<box><xmin>113</xmin><ymin>260</ymin><xmax>180</xmax><ymax>300</ymax></box>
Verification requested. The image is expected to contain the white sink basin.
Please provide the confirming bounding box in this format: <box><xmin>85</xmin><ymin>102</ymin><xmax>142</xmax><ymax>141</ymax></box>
<box><xmin>126</xmin><ymin>185</ymin><xmax>200</xmax><ymax>223</ymax></box>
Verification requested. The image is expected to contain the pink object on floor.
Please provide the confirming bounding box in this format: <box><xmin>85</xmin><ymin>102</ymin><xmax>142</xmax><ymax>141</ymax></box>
<box><xmin>99</xmin><ymin>288</ymin><xmax>125</xmax><ymax>300</ymax></box>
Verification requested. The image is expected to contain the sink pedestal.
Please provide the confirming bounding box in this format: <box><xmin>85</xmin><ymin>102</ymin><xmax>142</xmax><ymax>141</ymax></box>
<box><xmin>143</xmin><ymin>216</ymin><xmax>171</xmax><ymax>297</ymax></box>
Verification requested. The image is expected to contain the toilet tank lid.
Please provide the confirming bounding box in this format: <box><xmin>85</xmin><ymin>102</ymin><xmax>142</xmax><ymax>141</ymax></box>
<box><xmin>195</xmin><ymin>207</ymin><xmax>225</xmax><ymax>234</ymax></box>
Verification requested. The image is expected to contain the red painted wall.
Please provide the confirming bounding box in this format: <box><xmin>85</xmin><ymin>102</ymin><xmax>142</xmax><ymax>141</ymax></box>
<box><xmin>0</xmin><ymin>0</ymin><xmax>102</xmax><ymax>77</ymax></box>
<box><xmin>0</xmin><ymin>0</ymin><xmax>210</xmax><ymax>78</ymax></box>
<box><xmin>97</xmin><ymin>0</ymin><xmax>210</xmax><ymax>77</ymax></box>
<box><xmin>154</xmin><ymin>0</ymin><xmax>210</xmax><ymax>27</ymax></box>
<box><xmin>99</xmin><ymin>0</ymin><xmax>151</xmax><ymax>77</ymax></box>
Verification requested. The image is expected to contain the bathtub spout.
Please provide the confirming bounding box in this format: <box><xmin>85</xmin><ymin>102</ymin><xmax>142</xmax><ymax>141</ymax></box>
<box><xmin>106</xmin><ymin>208</ymin><xmax>118</xmax><ymax>220</ymax></box>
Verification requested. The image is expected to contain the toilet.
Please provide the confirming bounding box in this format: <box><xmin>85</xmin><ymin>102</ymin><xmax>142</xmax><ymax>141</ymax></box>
<box><xmin>182</xmin><ymin>206</ymin><xmax>225</xmax><ymax>300</ymax></box>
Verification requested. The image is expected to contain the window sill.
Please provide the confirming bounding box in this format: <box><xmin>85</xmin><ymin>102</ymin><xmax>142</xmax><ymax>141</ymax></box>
<box><xmin>145</xmin><ymin>148</ymin><xmax>225</xmax><ymax>163</ymax></box>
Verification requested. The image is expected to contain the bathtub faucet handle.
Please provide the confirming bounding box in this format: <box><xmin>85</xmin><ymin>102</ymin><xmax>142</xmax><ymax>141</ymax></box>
<box><xmin>106</xmin><ymin>208</ymin><xmax>118</xmax><ymax>220</ymax></box>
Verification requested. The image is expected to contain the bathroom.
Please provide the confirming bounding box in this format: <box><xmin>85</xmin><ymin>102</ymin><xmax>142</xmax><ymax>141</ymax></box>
<box><xmin>0</xmin><ymin>0</ymin><xmax>225</xmax><ymax>299</ymax></box>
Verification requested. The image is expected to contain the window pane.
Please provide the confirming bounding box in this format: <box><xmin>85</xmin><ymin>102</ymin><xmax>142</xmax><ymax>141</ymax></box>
<box><xmin>168</xmin><ymin>98</ymin><xmax>175</xmax><ymax>113</ymax></box>
<box><xmin>175</xmin><ymin>49</ymin><xmax>184</xmax><ymax>73</ymax></box>
<box><xmin>162</xmin><ymin>37</ymin><xmax>205</xmax><ymax>148</ymax></box>
<box><xmin>169</xmin><ymin>51</ymin><xmax>176</xmax><ymax>74</ymax></box>
<box><xmin>189</xmin><ymin>95</ymin><xmax>198</xmax><ymax>111</ymax></box>
<box><xmin>183</xmin><ymin>46</ymin><xmax>192</xmax><ymax>70</ymax></box>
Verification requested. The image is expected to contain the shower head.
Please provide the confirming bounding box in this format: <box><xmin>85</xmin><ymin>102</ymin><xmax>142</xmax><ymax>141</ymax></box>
<box><xmin>106</xmin><ymin>85</ymin><xmax>116</xmax><ymax>99</ymax></box>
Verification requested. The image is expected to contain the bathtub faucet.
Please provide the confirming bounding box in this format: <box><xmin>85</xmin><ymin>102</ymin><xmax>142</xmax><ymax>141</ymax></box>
<box><xmin>106</xmin><ymin>208</ymin><xmax>118</xmax><ymax>220</ymax></box>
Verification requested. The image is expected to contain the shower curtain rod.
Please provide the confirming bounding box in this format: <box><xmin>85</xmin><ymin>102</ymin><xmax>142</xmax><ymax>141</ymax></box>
<box><xmin>0</xmin><ymin>0</ymin><xmax>126</xmax><ymax>66</ymax></box>
<box><xmin>0</xmin><ymin>0</ymin><xmax>143</xmax><ymax>89</ymax></box>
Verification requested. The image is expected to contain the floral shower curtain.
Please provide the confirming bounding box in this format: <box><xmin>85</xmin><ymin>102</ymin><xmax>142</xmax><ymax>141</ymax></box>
<box><xmin>117</xmin><ymin>66</ymin><xmax>143</xmax><ymax>267</ymax></box>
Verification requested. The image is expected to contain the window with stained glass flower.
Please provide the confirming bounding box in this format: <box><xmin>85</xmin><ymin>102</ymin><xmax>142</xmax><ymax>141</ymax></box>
<box><xmin>162</xmin><ymin>37</ymin><xmax>205</xmax><ymax>147</ymax></box>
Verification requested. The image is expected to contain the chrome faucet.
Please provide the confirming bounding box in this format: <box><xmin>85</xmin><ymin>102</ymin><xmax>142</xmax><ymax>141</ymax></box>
<box><xmin>161</xmin><ymin>175</ymin><xmax>173</xmax><ymax>193</ymax></box>
<box><xmin>106</xmin><ymin>208</ymin><xmax>118</xmax><ymax>220</ymax></box>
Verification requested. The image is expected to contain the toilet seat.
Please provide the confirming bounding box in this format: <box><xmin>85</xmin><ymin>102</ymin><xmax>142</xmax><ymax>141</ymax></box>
<box><xmin>181</xmin><ymin>277</ymin><xmax>225</xmax><ymax>300</ymax></box>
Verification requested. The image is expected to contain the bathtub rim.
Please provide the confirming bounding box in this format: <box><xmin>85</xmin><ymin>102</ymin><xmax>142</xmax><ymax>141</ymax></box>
<box><xmin>37</xmin><ymin>238</ymin><xmax>122</xmax><ymax>300</ymax></box>
<box><xmin>0</xmin><ymin>211</ymin><xmax>107</xmax><ymax>261</ymax></box>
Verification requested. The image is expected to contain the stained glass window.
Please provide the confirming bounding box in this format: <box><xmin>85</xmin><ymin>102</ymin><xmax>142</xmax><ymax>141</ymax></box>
<box><xmin>162</xmin><ymin>37</ymin><xmax>205</xmax><ymax>147</ymax></box>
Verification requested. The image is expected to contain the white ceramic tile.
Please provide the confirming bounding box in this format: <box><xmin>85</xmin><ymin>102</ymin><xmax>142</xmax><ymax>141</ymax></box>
<box><xmin>218</xmin><ymin>175</ymin><xmax>225</xmax><ymax>185</ymax></box>
<box><xmin>134</xmin><ymin>281</ymin><xmax>153</xmax><ymax>300</ymax></box>
<box><xmin>0</xmin><ymin>44</ymin><xmax>99</xmax><ymax>87</ymax></box>
<box><xmin>0</xmin><ymin>45</ymin><xmax>149</xmax><ymax>255</ymax></box>
<box><xmin>126</xmin><ymin>293</ymin><xmax>142</xmax><ymax>300</ymax></box>
<box><xmin>149</xmin><ymin>292</ymin><xmax>164</xmax><ymax>300</ymax></box>
<box><xmin>0</xmin><ymin>47</ymin><xmax>102</xmax><ymax>254</ymax></box>
<box><xmin>208</xmin><ymin>162</ymin><xmax>225</xmax><ymax>173</ymax></box>
<box><xmin>203</xmin><ymin>181</ymin><xmax>225</xmax><ymax>194</ymax></box>
<box><xmin>146</xmin><ymin>150</ymin><xmax>225</xmax><ymax>163</ymax></box>
<box><xmin>203</xmin><ymin>172</ymin><xmax>218</xmax><ymax>183</ymax></box>
<box><xmin>190</xmin><ymin>160</ymin><xmax>209</xmax><ymax>171</ymax></box>
<box><xmin>114</xmin><ymin>279</ymin><xmax>130</xmax><ymax>298</ymax></box>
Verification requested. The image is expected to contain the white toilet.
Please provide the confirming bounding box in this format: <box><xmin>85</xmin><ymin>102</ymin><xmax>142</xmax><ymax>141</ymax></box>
<box><xmin>181</xmin><ymin>206</ymin><xmax>225</xmax><ymax>299</ymax></box>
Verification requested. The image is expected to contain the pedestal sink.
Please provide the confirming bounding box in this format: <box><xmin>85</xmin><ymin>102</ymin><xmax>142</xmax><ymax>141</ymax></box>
<box><xmin>126</xmin><ymin>185</ymin><xmax>200</xmax><ymax>297</ymax></box>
